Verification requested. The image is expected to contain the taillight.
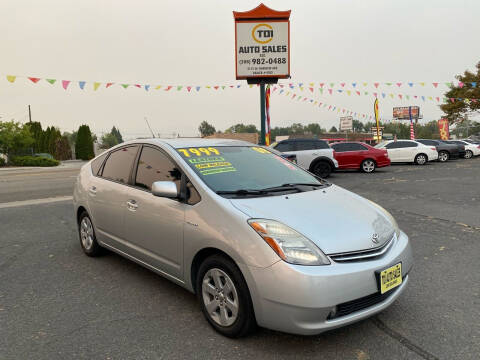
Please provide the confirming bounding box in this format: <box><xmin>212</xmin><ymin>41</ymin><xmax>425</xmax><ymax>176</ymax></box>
<box><xmin>477</xmin><ymin>145</ymin><xmax>480</xmax><ymax>149</ymax></box>
<box><xmin>431</xmin><ymin>147</ymin><xmax>436</xmax><ymax>151</ymax></box>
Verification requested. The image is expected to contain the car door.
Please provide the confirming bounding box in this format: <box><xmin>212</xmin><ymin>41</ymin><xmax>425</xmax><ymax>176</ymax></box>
<box><xmin>401</xmin><ymin>141</ymin><xmax>419</xmax><ymax>161</ymax></box>
<box><xmin>331</xmin><ymin>143</ymin><xmax>350</xmax><ymax>168</ymax></box>
<box><xmin>385</xmin><ymin>141</ymin><xmax>403</xmax><ymax>161</ymax></box>
<box><xmin>348</xmin><ymin>143</ymin><xmax>369</xmax><ymax>167</ymax></box>
<box><xmin>87</xmin><ymin>145</ymin><xmax>139</xmax><ymax>246</ymax></box>
<box><xmin>123</xmin><ymin>145</ymin><xmax>185</xmax><ymax>280</ymax></box>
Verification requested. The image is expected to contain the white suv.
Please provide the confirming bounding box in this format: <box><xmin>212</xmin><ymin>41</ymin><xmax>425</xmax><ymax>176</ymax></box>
<box><xmin>272</xmin><ymin>138</ymin><xmax>338</xmax><ymax>177</ymax></box>
<box><xmin>375</xmin><ymin>140</ymin><xmax>438</xmax><ymax>165</ymax></box>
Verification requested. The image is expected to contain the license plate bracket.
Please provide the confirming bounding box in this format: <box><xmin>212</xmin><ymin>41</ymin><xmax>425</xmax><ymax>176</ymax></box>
<box><xmin>376</xmin><ymin>262</ymin><xmax>402</xmax><ymax>294</ymax></box>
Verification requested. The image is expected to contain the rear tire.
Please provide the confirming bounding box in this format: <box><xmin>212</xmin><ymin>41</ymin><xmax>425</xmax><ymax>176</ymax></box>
<box><xmin>196</xmin><ymin>254</ymin><xmax>256</xmax><ymax>338</ymax></box>
<box><xmin>78</xmin><ymin>211</ymin><xmax>103</xmax><ymax>257</ymax></box>
<box><xmin>438</xmin><ymin>151</ymin><xmax>449</xmax><ymax>162</ymax></box>
<box><xmin>360</xmin><ymin>159</ymin><xmax>376</xmax><ymax>173</ymax></box>
<box><xmin>414</xmin><ymin>153</ymin><xmax>428</xmax><ymax>165</ymax></box>
<box><xmin>311</xmin><ymin>161</ymin><xmax>332</xmax><ymax>178</ymax></box>
<box><xmin>464</xmin><ymin>150</ymin><xmax>473</xmax><ymax>159</ymax></box>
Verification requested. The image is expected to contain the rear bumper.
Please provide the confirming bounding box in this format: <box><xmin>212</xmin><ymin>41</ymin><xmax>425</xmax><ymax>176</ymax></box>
<box><xmin>376</xmin><ymin>159</ymin><xmax>391</xmax><ymax>168</ymax></box>
<box><xmin>243</xmin><ymin>231</ymin><xmax>413</xmax><ymax>335</ymax></box>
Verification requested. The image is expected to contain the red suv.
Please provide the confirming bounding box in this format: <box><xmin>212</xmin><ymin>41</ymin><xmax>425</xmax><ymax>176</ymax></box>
<box><xmin>330</xmin><ymin>142</ymin><xmax>390</xmax><ymax>173</ymax></box>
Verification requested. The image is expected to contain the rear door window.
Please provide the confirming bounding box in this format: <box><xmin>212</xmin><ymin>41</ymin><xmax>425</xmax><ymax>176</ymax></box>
<box><xmin>331</xmin><ymin>143</ymin><xmax>349</xmax><ymax>152</ymax></box>
<box><xmin>274</xmin><ymin>141</ymin><xmax>293</xmax><ymax>152</ymax></box>
<box><xmin>349</xmin><ymin>143</ymin><xmax>368</xmax><ymax>151</ymax></box>
<box><xmin>314</xmin><ymin>140</ymin><xmax>330</xmax><ymax>149</ymax></box>
<box><xmin>101</xmin><ymin>146</ymin><xmax>139</xmax><ymax>183</ymax></box>
<box><xmin>296</xmin><ymin>141</ymin><xmax>317</xmax><ymax>151</ymax></box>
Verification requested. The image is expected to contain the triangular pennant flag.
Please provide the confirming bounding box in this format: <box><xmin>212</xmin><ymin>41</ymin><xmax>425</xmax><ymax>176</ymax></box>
<box><xmin>292</xmin><ymin>94</ymin><xmax>296</xmax><ymax>99</ymax></box>
<box><xmin>419</xmin><ymin>82</ymin><xmax>425</xmax><ymax>86</ymax></box>
<box><xmin>303</xmin><ymin>97</ymin><xmax>308</xmax><ymax>101</ymax></box>
<box><xmin>319</xmin><ymin>88</ymin><xmax>324</xmax><ymax>94</ymax></box>
<box><xmin>382</xmin><ymin>93</ymin><xmax>386</xmax><ymax>98</ymax></box>
<box><xmin>408</xmin><ymin>82</ymin><xmax>413</xmax><ymax>87</ymax></box>
<box><xmin>346</xmin><ymin>90</ymin><xmax>351</xmax><ymax>95</ymax></box>
<box><xmin>328</xmin><ymin>89</ymin><xmax>333</xmax><ymax>95</ymax></box>
<box><xmin>309</xmin><ymin>83</ymin><xmax>314</xmax><ymax>87</ymax></box>
<box><xmin>187</xmin><ymin>86</ymin><xmax>191</xmax><ymax>92</ymax></box>
<box><xmin>309</xmin><ymin>87</ymin><xmax>314</xmax><ymax>93</ymax></box>
<box><xmin>121</xmin><ymin>84</ymin><xmax>129</xmax><ymax>89</ymax></box>
<box><xmin>221</xmin><ymin>86</ymin><xmax>225</xmax><ymax>90</ymax></box>
<box><xmin>432</xmin><ymin>82</ymin><xmax>438</xmax><ymax>88</ymax></box>
<box><xmin>298</xmin><ymin>83</ymin><xmax>303</xmax><ymax>87</ymax></box>
<box><xmin>310</xmin><ymin>99</ymin><xmax>313</xmax><ymax>103</ymax></box>
<box><xmin>398</xmin><ymin>94</ymin><xmax>403</xmax><ymax>99</ymax></box>
<box><xmin>396</xmin><ymin>82</ymin><xmax>402</xmax><ymax>87</ymax></box>
<box><xmin>155</xmin><ymin>85</ymin><xmax>162</xmax><ymax>90</ymax></box>
<box><xmin>6</xmin><ymin>75</ymin><xmax>16</xmax><ymax>83</ymax></box>
<box><xmin>286</xmin><ymin>91</ymin><xmax>290</xmax><ymax>95</ymax></box>
<box><xmin>352</xmin><ymin>83</ymin><xmax>357</xmax><ymax>87</ymax></box>
<box><xmin>450</xmin><ymin>98</ymin><xmax>455</xmax><ymax>103</ymax></box>
<box><xmin>435</xmin><ymin>97</ymin><xmax>440</xmax><ymax>102</ymax></box>
<box><xmin>356</xmin><ymin>91</ymin><xmax>361</xmax><ymax>96</ymax></box>
<box><xmin>364</xmin><ymin>91</ymin><xmax>369</xmax><ymax>95</ymax></box>
<box><xmin>299</xmin><ymin>87</ymin><xmax>304</xmax><ymax>91</ymax></box>
<box><xmin>428</xmin><ymin>96</ymin><xmax>432</xmax><ymax>100</ymax></box>
<box><xmin>144</xmin><ymin>85</ymin><xmax>150</xmax><ymax>91</ymax></box>
<box><xmin>279</xmin><ymin>89</ymin><xmax>284</xmax><ymax>94</ymax></box>
<box><xmin>445</xmin><ymin>82</ymin><xmax>452</xmax><ymax>88</ymax></box>
<box><xmin>374</xmin><ymin>82</ymin><xmax>379</xmax><ymax>88</ymax></box>
<box><xmin>29</xmin><ymin>77</ymin><xmax>41</xmax><ymax>83</ymax></box>
<box><xmin>337</xmin><ymin>89</ymin><xmax>343</xmax><ymax>93</ymax></box>
<box><xmin>319</xmin><ymin>83</ymin><xmax>324</xmax><ymax>88</ymax></box>
<box><xmin>414</xmin><ymin>95</ymin><xmax>418</xmax><ymax>99</ymax></box>
<box><xmin>329</xmin><ymin>83</ymin><xmax>335</xmax><ymax>88</ymax></box>
<box><xmin>177</xmin><ymin>86</ymin><xmax>183</xmax><ymax>91</ymax></box>
<box><xmin>229</xmin><ymin>85</ymin><xmax>234</xmax><ymax>88</ymax></box>
<box><xmin>213</xmin><ymin>86</ymin><xmax>219</xmax><ymax>90</ymax></box>
<box><xmin>458</xmin><ymin>81</ymin><xmax>464</xmax><ymax>88</ymax></box>
<box><xmin>386</xmin><ymin>82</ymin><xmax>392</xmax><ymax>86</ymax></box>
<box><xmin>106</xmin><ymin>82</ymin><xmax>114</xmax><ymax>88</ymax></box>
<box><xmin>237</xmin><ymin>85</ymin><xmax>241</xmax><ymax>88</ymax></box>
<box><xmin>373</xmin><ymin>92</ymin><xmax>377</xmax><ymax>97</ymax></box>
<box><xmin>421</xmin><ymin>96</ymin><xmax>425</xmax><ymax>101</ymax></box>
<box><xmin>363</xmin><ymin>82</ymin><xmax>368</xmax><ymax>86</ymax></box>
<box><xmin>314</xmin><ymin>101</ymin><xmax>317</xmax><ymax>105</ymax></box>
<box><xmin>165</xmin><ymin>86</ymin><xmax>173</xmax><ymax>91</ymax></box>
<box><xmin>62</xmin><ymin>80</ymin><xmax>70</xmax><ymax>90</ymax></box>
<box><xmin>196</xmin><ymin>86</ymin><xmax>200</xmax><ymax>91</ymax></box>
<box><xmin>46</xmin><ymin>79</ymin><xmax>56</xmax><ymax>85</ymax></box>
<box><xmin>406</xmin><ymin>95</ymin><xmax>410</xmax><ymax>100</ymax></box>
<box><xmin>340</xmin><ymin>83</ymin><xmax>345</xmax><ymax>87</ymax></box>
<box><xmin>471</xmin><ymin>82</ymin><xmax>477</xmax><ymax>88</ymax></box>
<box><xmin>389</xmin><ymin>93</ymin><xmax>394</xmax><ymax>98</ymax></box>
<box><xmin>79</xmin><ymin>81</ymin><xmax>86</xmax><ymax>89</ymax></box>
<box><xmin>134</xmin><ymin>84</ymin><xmax>141</xmax><ymax>88</ymax></box>
<box><xmin>93</xmin><ymin>82</ymin><xmax>101</xmax><ymax>91</ymax></box>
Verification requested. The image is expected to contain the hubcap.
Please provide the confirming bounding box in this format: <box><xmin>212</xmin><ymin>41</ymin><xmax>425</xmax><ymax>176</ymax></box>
<box><xmin>315</xmin><ymin>164</ymin><xmax>329</xmax><ymax>177</ymax></box>
<box><xmin>439</xmin><ymin>152</ymin><xmax>448</xmax><ymax>162</ymax></box>
<box><xmin>465</xmin><ymin>151</ymin><xmax>472</xmax><ymax>159</ymax></box>
<box><xmin>363</xmin><ymin>160</ymin><xmax>375</xmax><ymax>172</ymax></box>
<box><xmin>202</xmin><ymin>268</ymin><xmax>239</xmax><ymax>327</ymax></box>
<box><xmin>80</xmin><ymin>217</ymin><xmax>94</xmax><ymax>250</ymax></box>
<box><xmin>417</xmin><ymin>155</ymin><xmax>426</xmax><ymax>164</ymax></box>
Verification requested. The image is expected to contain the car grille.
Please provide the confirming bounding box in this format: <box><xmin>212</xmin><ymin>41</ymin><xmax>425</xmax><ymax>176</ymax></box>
<box><xmin>327</xmin><ymin>282</ymin><xmax>402</xmax><ymax>320</ymax></box>
<box><xmin>329</xmin><ymin>235</ymin><xmax>395</xmax><ymax>262</ymax></box>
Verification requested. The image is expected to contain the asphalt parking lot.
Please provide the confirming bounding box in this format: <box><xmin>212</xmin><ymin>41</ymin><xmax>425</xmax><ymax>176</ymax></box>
<box><xmin>1</xmin><ymin>158</ymin><xmax>479</xmax><ymax>360</ymax></box>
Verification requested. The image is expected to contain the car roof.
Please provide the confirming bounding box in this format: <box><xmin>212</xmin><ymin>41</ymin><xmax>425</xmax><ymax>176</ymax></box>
<box><xmin>281</xmin><ymin>138</ymin><xmax>324</xmax><ymax>142</ymax></box>
<box><xmin>120</xmin><ymin>138</ymin><xmax>255</xmax><ymax>149</ymax></box>
<box><xmin>330</xmin><ymin>141</ymin><xmax>369</xmax><ymax>145</ymax></box>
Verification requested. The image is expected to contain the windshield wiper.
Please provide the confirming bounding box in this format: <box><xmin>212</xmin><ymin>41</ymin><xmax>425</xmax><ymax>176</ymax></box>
<box><xmin>216</xmin><ymin>189</ymin><xmax>268</xmax><ymax>196</ymax></box>
<box><xmin>259</xmin><ymin>182</ymin><xmax>325</xmax><ymax>192</ymax></box>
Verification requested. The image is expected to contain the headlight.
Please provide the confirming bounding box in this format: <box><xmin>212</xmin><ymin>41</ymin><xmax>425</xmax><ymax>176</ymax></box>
<box><xmin>368</xmin><ymin>201</ymin><xmax>400</xmax><ymax>239</ymax></box>
<box><xmin>248</xmin><ymin>219</ymin><xmax>330</xmax><ymax>266</ymax></box>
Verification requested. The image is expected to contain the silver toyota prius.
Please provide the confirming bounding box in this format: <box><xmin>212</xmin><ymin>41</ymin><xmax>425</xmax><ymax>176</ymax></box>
<box><xmin>73</xmin><ymin>138</ymin><xmax>413</xmax><ymax>337</ymax></box>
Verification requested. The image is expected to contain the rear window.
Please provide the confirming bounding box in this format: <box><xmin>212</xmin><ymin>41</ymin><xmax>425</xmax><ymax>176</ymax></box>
<box><xmin>101</xmin><ymin>146</ymin><xmax>139</xmax><ymax>183</ymax></box>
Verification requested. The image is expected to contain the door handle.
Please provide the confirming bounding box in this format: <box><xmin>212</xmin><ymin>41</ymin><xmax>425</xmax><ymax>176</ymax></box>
<box><xmin>126</xmin><ymin>199</ymin><xmax>138</xmax><ymax>211</ymax></box>
<box><xmin>89</xmin><ymin>186</ymin><xmax>97</xmax><ymax>195</ymax></box>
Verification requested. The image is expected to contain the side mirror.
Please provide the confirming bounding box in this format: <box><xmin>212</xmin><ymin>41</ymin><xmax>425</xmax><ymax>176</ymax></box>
<box><xmin>151</xmin><ymin>181</ymin><xmax>178</xmax><ymax>198</ymax></box>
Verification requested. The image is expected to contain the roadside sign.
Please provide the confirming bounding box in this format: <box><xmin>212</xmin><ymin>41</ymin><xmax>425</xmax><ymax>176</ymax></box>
<box><xmin>339</xmin><ymin>116</ymin><xmax>353</xmax><ymax>131</ymax></box>
<box><xmin>393</xmin><ymin>106</ymin><xmax>420</xmax><ymax>120</ymax></box>
<box><xmin>234</xmin><ymin>4</ymin><xmax>290</xmax><ymax>80</ymax></box>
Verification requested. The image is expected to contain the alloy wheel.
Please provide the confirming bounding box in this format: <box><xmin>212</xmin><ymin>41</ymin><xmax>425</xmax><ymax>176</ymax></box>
<box><xmin>416</xmin><ymin>154</ymin><xmax>427</xmax><ymax>165</ymax></box>
<box><xmin>438</xmin><ymin>151</ymin><xmax>449</xmax><ymax>162</ymax></box>
<box><xmin>362</xmin><ymin>160</ymin><xmax>375</xmax><ymax>173</ymax></box>
<box><xmin>202</xmin><ymin>268</ymin><xmax>239</xmax><ymax>327</ymax></box>
<box><xmin>465</xmin><ymin>150</ymin><xmax>473</xmax><ymax>159</ymax></box>
<box><xmin>80</xmin><ymin>217</ymin><xmax>94</xmax><ymax>250</ymax></box>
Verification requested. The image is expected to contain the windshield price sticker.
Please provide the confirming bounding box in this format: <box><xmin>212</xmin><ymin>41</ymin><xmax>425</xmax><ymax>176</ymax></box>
<box><xmin>177</xmin><ymin>147</ymin><xmax>220</xmax><ymax>157</ymax></box>
<box><xmin>195</xmin><ymin>162</ymin><xmax>232</xmax><ymax>169</ymax></box>
<box><xmin>188</xmin><ymin>156</ymin><xmax>225</xmax><ymax>164</ymax></box>
<box><xmin>251</xmin><ymin>147</ymin><xmax>271</xmax><ymax>154</ymax></box>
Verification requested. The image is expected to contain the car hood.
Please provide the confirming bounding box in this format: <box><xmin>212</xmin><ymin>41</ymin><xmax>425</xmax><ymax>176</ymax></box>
<box><xmin>229</xmin><ymin>185</ymin><xmax>396</xmax><ymax>255</ymax></box>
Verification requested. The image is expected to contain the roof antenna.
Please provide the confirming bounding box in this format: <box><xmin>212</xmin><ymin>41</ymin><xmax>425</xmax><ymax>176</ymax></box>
<box><xmin>144</xmin><ymin>116</ymin><xmax>155</xmax><ymax>138</ymax></box>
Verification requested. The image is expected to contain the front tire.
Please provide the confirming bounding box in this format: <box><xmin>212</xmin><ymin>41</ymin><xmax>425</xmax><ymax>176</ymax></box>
<box><xmin>78</xmin><ymin>211</ymin><xmax>103</xmax><ymax>257</ymax></box>
<box><xmin>196</xmin><ymin>254</ymin><xmax>256</xmax><ymax>338</ymax></box>
<box><xmin>464</xmin><ymin>150</ymin><xmax>473</xmax><ymax>159</ymax></box>
<box><xmin>311</xmin><ymin>161</ymin><xmax>332</xmax><ymax>178</ymax></box>
<box><xmin>414</xmin><ymin>153</ymin><xmax>428</xmax><ymax>165</ymax></box>
<box><xmin>360</xmin><ymin>159</ymin><xmax>376</xmax><ymax>173</ymax></box>
<box><xmin>438</xmin><ymin>151</ymin><xmax>449</xmax><ymax>162</ymax></box>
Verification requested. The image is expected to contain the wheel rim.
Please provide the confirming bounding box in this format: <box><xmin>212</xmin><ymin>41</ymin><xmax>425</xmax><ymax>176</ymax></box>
<box><xmin>362</xmin><ymin>160</ymin><xmax>375</xmax><ymax>172</ymax></box>
<box><xmin>439</xmin><ymin>152</ymin><xmax>448</xmax><ymax>162</ymax></box>
<box><xmin>417</xmin><ymin>155</ymin><xmax>426</xmax><ymax>164</ymax></box>
<box><xmin>202</xmin><ymin>268</ymin><xmax>239</xmax><ymax>327</ymax></box>
<box><xmin>80</xmin><ymin>217</ymin><xmax>94</xmax><ymax>250</ymax></box>
<box><xmin>314</xmin><ymin>163</ymin><xmax>329</xmax><ymax>177</ymax></box>
<box><xmin>465</xmin><ymin>150</ymin><xmax>473</xmax><ymax>159</ymax></box>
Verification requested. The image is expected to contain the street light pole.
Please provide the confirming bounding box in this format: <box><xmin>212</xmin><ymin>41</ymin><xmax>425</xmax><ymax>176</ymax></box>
<box><xmin>259</xmin><ymin>83</ymin><xmax>266</xmax><ymax>145</ymax></box>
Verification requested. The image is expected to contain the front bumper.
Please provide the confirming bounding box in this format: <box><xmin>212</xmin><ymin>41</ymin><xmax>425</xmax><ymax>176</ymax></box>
<box><xmin>242</xmin><ymin>231</ymin><xmax>413</xmax><ymax>335</ymax></box>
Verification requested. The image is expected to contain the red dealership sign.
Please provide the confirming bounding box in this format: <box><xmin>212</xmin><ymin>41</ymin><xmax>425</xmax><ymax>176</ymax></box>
<box><xmin>437</xmin><ymin>119</ymin><xmax>450</xmax><ymax>140</ymax></box>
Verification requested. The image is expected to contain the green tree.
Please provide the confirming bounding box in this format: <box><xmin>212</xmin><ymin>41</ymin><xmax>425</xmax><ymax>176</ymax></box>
<box><xmin>352</xmin><ymin>120</ymin><xmax>364</xmax><ymax>132</ymax></box>
<box><xmin>26</xmin><ymin>121</ymin><xmax>43</xmax><ymax>153</ymax></box>
<box><xmin>111</xmin><ymin>126</ymin><xmax>123</xmax><ymax>143</ymax></box>
<box><xmin>198</xmin><ymin>121</ymin><xmax>216</xmax><ymax>137</ymax></box>
<box><xmin>329</xmin><ymin>126</ymin><xmax>338</xmax><ymax>132</ymax></box>
<box><xmin>225</xmin><ymin>123</ymin><xmax>258</xmax><ymax>134</ymax></box>
<box><xmin>100</xmin><ymin>133</ymin><xmax>120</xmax><ymax>149</ymax></box>
<box><xmin>440</xmin><ymin>61</ymin><xmax>480</xmax><ymax>122</ymax></box>
<box><xmin>0</xmin><ymin>121</ymin><xmax>34</xmax><ymax>160</ymax></box>
<box><xmin>54</xmin><ymin>136</ymin><xmax>72</xmax><ymax>160</ymax></box>
<box><xmin>75</xmin><ymin>124</ymin><xmax>95</xmax><ymax>160</ymax></box>
<box><xmin>304</xmin><ymin>123</ymin><xmax>326</xmax><ymax>136</ymax></box>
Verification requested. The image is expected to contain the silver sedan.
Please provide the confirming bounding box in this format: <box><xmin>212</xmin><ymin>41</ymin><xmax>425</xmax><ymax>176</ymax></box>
<box><xmin>74</xmin><ymin>138</ymin><xmax>413</xmax><ymax>337</ymax></box>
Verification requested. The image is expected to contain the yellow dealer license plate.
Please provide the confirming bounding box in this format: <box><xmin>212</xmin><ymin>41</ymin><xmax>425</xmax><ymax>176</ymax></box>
<box><xmin>378</xmin><ymin>263</ymin><xmax>402</xmax><ymax>294</ymax></box>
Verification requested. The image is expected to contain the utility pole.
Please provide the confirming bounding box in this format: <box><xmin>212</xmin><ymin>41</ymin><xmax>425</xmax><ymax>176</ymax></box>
<box><xmin>28</xmin><ymin>105</ymin><xmax>32</xmax><ymax>122</ymax></box>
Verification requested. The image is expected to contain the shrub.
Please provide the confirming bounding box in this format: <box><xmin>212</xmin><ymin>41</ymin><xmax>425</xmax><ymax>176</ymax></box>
<box><xmin>75</xmin><ymin>125</ymin><xmax>95</xmax><ymax>160</ymax></box>
<box><xmin>0</xmin><ymin>157</ymin><xmax>5</xmax><ymax>167</ymax></box>
<box><xmin>10</xmin><ymin>156</ymin><xmax>59</xmax><ymax>167</ymax></box>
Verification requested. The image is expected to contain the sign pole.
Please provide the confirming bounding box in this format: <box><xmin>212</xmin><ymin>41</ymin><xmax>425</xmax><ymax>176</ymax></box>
<box><xmin>260</xmin><ymin>83</ymin><xmax>266</xmax><ymax>145</ymax></box>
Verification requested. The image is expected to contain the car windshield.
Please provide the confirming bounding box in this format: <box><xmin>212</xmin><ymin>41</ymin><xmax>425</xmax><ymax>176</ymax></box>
<box><xmin>176</xmin><ymin>146</ymin><xmax>325</xmax><ymax>195</ymax></box>
<box><xmin>374</xmin><ymin>141</ymin><xmax>388</xmax><ymax>148</ymax></box>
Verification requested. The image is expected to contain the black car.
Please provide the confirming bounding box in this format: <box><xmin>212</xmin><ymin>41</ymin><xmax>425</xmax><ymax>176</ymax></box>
<box><xmin>416</xmin><ymin>139</ymin><xmax>459</xmax><ymax>162</ymax></box>
<box><xmin>438</xmin><ymin>140</ymin><xmax>466</xmax><ymax>158</ymax></box>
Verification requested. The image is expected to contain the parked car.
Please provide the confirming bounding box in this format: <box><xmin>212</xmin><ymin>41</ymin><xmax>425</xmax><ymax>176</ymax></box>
<box><xmin>442</xmin><ymin>140</ymin><xmax>480</xmax><ymax>159</ymax></box>
<box><xmin>330</xmin><ymin>142</ymin><xmax>390</xmax><ymax>173</ymax></box>
<box><xmin>416</xmin><ymin>139</ymin><xmax>460</xmax><ymax>162</ymax></box>
<box><xmin>271</xmin><ymin>138</ymin><xmax>338</xmax><ymax>178</ymax></box>
<box><xmin>74</xmin><ymin>139</ymin><xmax>412</xmax><ymax>337</ymax></box>
<box><xmin>437</xmin><ymin>140</ymin><xmax>466</xmax><ymax>158</ymax></box>
<box><xmin>375</xmin><ymin>140</ymin><xmax>438</xmax><ymax>165</ymax></box>
<box><xmin>463</xmin><ymin>139</ymin><xmax>480</xmax><ymax>145</ymax></box>
<box><xmin>33</xmin><ymin>153</ymin><xmax>55</xmax><ymax>159</ymax></box>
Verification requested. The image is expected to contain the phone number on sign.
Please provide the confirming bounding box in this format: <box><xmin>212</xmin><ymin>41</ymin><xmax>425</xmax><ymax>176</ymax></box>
<box><xmin>250</xmin><ymin>58</ymin><xmax>287</xmax><ymax>65</ymax></box>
